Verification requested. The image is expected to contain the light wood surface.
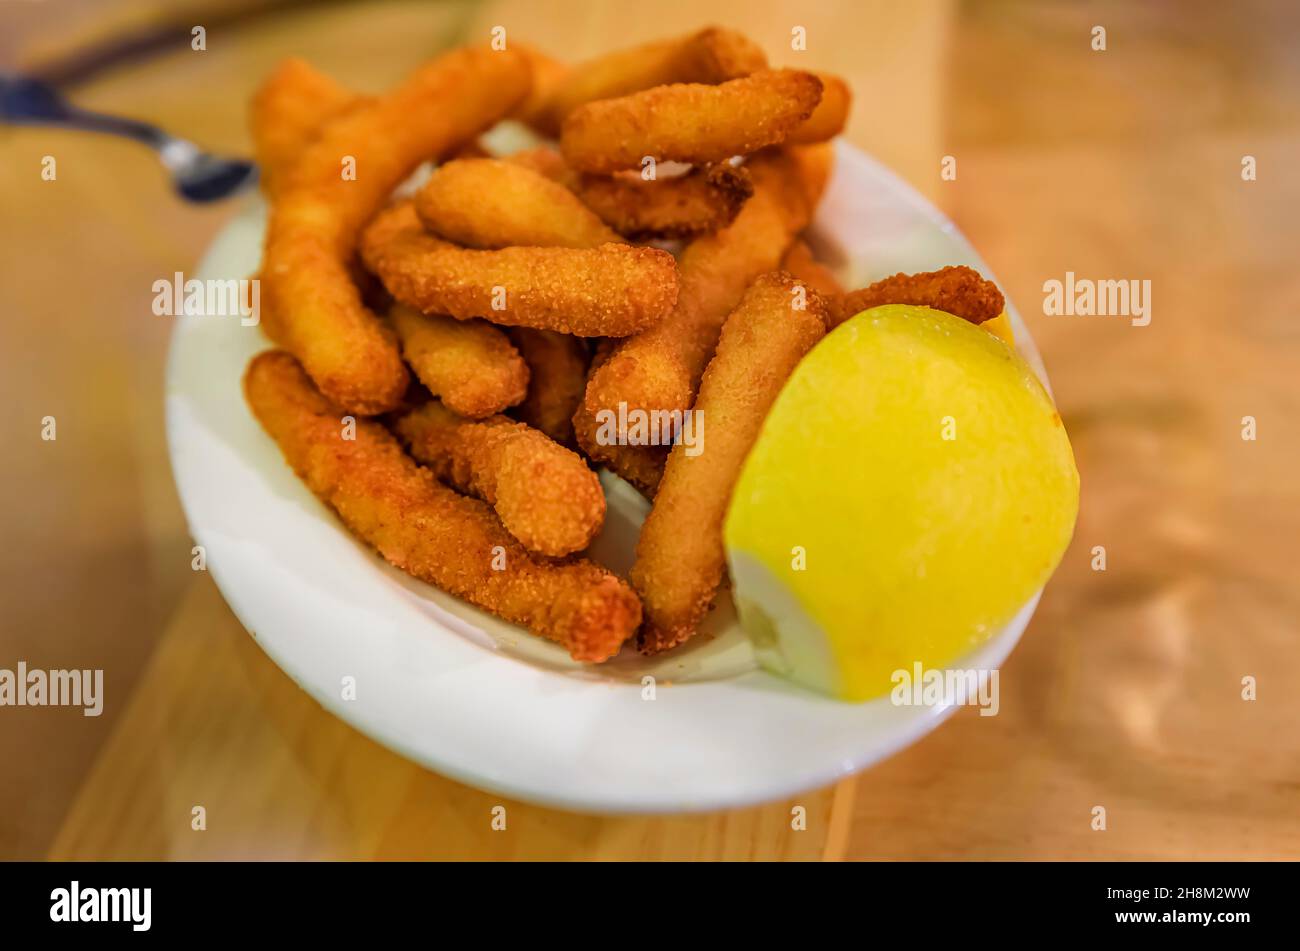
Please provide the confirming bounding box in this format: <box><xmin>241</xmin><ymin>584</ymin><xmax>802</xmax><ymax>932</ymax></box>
<box><xmin>1</xmin><ymin>0</ymin><xmax>1296</xmax><ymax>860</ymax></box>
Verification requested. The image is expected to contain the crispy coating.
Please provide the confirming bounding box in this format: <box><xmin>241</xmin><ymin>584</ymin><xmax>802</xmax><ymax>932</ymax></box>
<box><xmin>560</xmin><ymin>69</ymin><xmax>823</xmax><ymax>174</ymax></box>
<box><xmin>504</xmin><ymin>148</ymin><xmax>752</xmax><ymax>238</ymax></box>
<box><xmin>786</xmin><ymin>72</ymin><xmax>852</xmax><ymax>144</ymax></box>
<box><xmin>361</xmin><ymin>201</ymin><xmax>678</xmax><ymax>337</ymax></box>
<box><xmin>509</xmin><ymin>43</ymin><xmax>571</xmax><ymax>131</ymax></box>
<box><xmin>632</xmin><ymin>273</ymin><xmax>827</xmax><ymax>653</ymax></box>
<box><xmin>832</xmin><ymin>265</ymin><xmax>1006</xmax><ymax>329</ymax></box>
<box><xmin>393</xmin><ymin>401</ymin><xmax>605</xmax><ymax>557</ymax></box>
<box><xmin>414</xmin><ymin>158</ymin><xmax>619</xmax><ymax>249</ymax></box>
<box><xmin>575</xmin><ymin>147</ymin><xmax>824</xmax><ymax>470</ymax></box>
<box><xmin>781</xmin><ymin>239</ymin><xmax>844</xmax><ymax>300</ymax></box>
<box><xmin>533</xmin><ymin>26</ymin><xmax>767</xmax><ymax>135</ymax></box>
<box><xmin>244</xmin><ymin>351</ymin><xmax>638</xmax><ymax>662</ymax></box>
<box><xmin>576</xmin><ymin>164</ymin><xmax>754</xmax><ymax>239</ymax></box>
<box><xmin>250</xmin><ymin>58</ymin><xmax>367</xmax><ymax>198</ymax></box>
<box><xmin>507</xmin><ymin>328</ymin><xmax>589</xmax><ymax>447</ymax></box>
<box><xmin>389</xmin><ymin>304</ymin><xmax>528</xmax><ymax>418</ymax></box>
<box><xmin>260</xmin><ymin>47</ymin><xmax>531</xmax><ymax>414</ymax></box>
<box><xmin>503</xmin><ymin>145</ymin><xmax>580</xmax><ymax>188</ymax></box>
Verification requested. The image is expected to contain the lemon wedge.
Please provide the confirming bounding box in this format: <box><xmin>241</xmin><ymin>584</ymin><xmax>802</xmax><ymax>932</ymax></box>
<box><xmin>724</xmin><ymin>305</ymin><xmax>1078</xmax><ymax>701</ymax></box>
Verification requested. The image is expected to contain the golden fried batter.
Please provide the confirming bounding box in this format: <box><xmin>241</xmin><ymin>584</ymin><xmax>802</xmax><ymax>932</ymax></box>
<box><xmin>244</xmin><ymin>351</ymin><xmax>638</xmax><ymax>662</ymax></box>
<box><xmin>414</xmin><ymin>158</ymin><xmax>619</xmax><ymax>249</ymax></box>
<box><xmin>507</xmin><ymin>328</ymin><xmax>589</xmax><ymax>448</ymax></box>
<box><xmin>533</xmin><ymin>26</ymin><xmax>767</xmax><ymax>135</ymax></box>
<box><xmin>832</xmin><ymin>265</ymin><xmax>1006</xmax><ymax>329</ymax></box>
<box><xmin>781</xmin><ymin>239</ymin><xmax>844</xmax><ymax>299</ymax></box>
<box><xmin>576</xmin><ymin>147</ymin><xmax>826</xmax><ymax>463</ymax></box>
<box><xmin>560</xmin><ymin>70</ymin><xmax>823</xmax><ymax>174</ymax></box>
<box><xmin>260</xmin><ymin>47</ymin><xmax>531</xmax><ymax>414</ymax></box>
<box><xmin>786</xmin><ymin>72</ymin><xmax>851</xmax><ymax>145</ymax></box>
<box><xmin>360</xmin><ymin>201</ymin><xmax>678</xmax><ymax>337</ymax></box>
<box><xmin>577</xmin><ymin>164</ymin><xmax>754</xmax><ymax>240</ymax></box>
<box><xmin>250</xmin><ymin>58</ymin><xmax>367</xmax><ymax>198</ymax></box>
<box><xmin>389</xmin><ymin>305</ymin><xmax>528</xmax><ymax>419</ymax></box>
<box><xmin>632</xmin><ymin>273</ymin><xmax>827</xmax><ymax>653</ymax></box>
<box><xmin>393</xmin><ymin>401</ymin><xmax>605</xmax><ymax>557</ymax></box>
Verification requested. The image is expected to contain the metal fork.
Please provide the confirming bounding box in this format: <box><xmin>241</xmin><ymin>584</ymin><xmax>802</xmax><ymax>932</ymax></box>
<box><xmin>0</xmin><ymin>73</ymin><xmax>257</xmax><ymax>202</ymax></box>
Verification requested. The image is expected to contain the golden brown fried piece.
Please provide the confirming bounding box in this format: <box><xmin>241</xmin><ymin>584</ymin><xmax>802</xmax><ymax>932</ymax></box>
<box><xmin>533</xmin><ymin>26</ymin><xmax>767</xmax><ymax>135</ymax></box>
<box><xmin>632</xmin><ymin>273</ymin><xmax>828</xmax><ymax>653</ymax></box>
<box><xmin>786</xmin><ymin>72</ymin><xmax>852</xmax><ymax>144</ymax></box>
<box><xmin>389</xmin><ymin>304</ymin><xmax>528</xmax><ymax>419</ymax></box>
<box><xmin>575</xmin><ymin>147</ymin><xmax>825</xmax><ymax>483</ymax></box>
<box><xmin>260</xmin><ymin>47</ymin><xmax>531</xmax><ymax>414</ymax></box>
<box><xmin>393</xmin><ymin>401</ymin><xmax>605</xmax><ymax>557</ymax></box>
<box><xmin>250</xmin><ymin>58</ymin><xmax>368</xmax><ymax>198</ymax></box>
<box><xmin>510</xmin><ymin>43</ymin><xmax>571</xmax><ymax>131</ymax></box>
<box><xmin>560</xmin><ymin>70</ymin><xmax>822</xmax><ymax>174</ymax></box>
<box><xmin>245</xmin><ymin>350</ymin><xmax>637</xmax><ymax>662</ymax></box>
<box><xmin>414</xmin><ymin>158</ymin><xmax>619</xmax><ymax>249</ymax></box>
<box><xmin>781</xmin><ymin>239</ymin><xmax>844</xmax><ymax>301</ymax></box>
<box><xmin>832</xmin><ymin>265</ymin><xmax>1005</xmax><ymax>329</ymax></box>
<box><xmin>503</xmin><ymin>145</ymin><xmax>580</xmax><ymax>187</ymax></box>
<box><xmin>576</xmin><ymin>164</ymin><xmax>754</xmax><ymax>239</ymax></box>
<box><xmin>361</xmin><ymin>201</ymin><xmax>677</xmax><ymax>337</ymax></box>
<box><xmin>507</xmin><ymin>328</ymin><xmax>589</xmax><ymax>448</ymax></box>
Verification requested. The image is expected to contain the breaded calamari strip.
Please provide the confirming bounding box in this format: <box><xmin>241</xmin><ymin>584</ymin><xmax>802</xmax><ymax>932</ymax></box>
<box><xmin>560</xmin><ymin>69</ymin><xmax>823</xmax><ymax>174</ymax></box>
<box><xmin>781</xmin><ymin>239</ymin><xmax>844</xmax><ymax>301</ymax></box>
<box><xmin>576</xmin><ymin>164</ymin><xmax>754</xmax><ymax>239</ymax></box>
<box><xmin>511</xmin><ymin>43</ymin><xmax>571</xmax><ymax>131</ymax></box>
<box><xmin>786</xmin><ymin>72</ymin><xmax>852</xmax><ymax>144</ymax></box>
<box><xmin>503</xmin><ymin>145</ymin><xmax>579</xmax><ymax>187</ymax></box>
<box><xmin>576</xmin><ymin>148</ymin><xmax>822</xmax><ymax>453</ymax></box>
<box><xmin>632</xmin><ymin>273</ymin><xmax>827</xmax><ymax>653</ymax></box>
<box><xmin>414</xmin><ymin>158</ymin><xmax>619</xmax><ymax>249</ymax></box>
<box><xmin>533</xmin><ymin>26</ymin><xmax>766</xmax><ymax>135</ymax></box>
<box><xmin>360</xmin><ymin>201</ymin><xmax>677</xmax><ymax>337</ymax></box>
<box><xmin>260</xmin><ymin>47</ymin><xmax>531</xmax><ymax>414</ymax></box>
<box><xmin>244</xmin><ymin>351</ymin><xmax>637</xmax><ymax>662</ymax></box>
<box><xmin>572</xmin><ymin>343</ymin><xmax>668</xmax><ymax>496</ymax></box>
<box><xmin>393</xmin><ymin>401</ymin><xmax>604</xmax><ymax>557</ymax></box>
<box><xmin>832</xmin><ymin>265</ymin><xmax>1006</xmax><ymax>329</ymax></box>
<box><xmin>389</xmin><ymin>304</ymin><xmax>528</xmax><ymax>418</ymax></box>
<box><xmin>507</xmin><ymin>328</ymin><xmax>589</xmax><ymax>447</ymax></box>
<box><xmin>250</xmin><ymin>58</ymin><xmax>367</xmax><ymax>198</ymax></box>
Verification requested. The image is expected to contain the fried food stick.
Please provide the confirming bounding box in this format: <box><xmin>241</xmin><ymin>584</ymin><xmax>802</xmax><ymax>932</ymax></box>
<box><xmin>507</xmin><ymin>328</ymin><xmax>589</xmax><ymax>448</ymax></box>
<box><xmin>393</xmin><ymin>401</ymin><xmax>604</xmax><ymax>557</ymax></box>
<box><xmin>781</xmin><ymin>239</ymin><xmax>844</xmax><ymax>300</ymax></box>
<box><xmin>632</xmin><ymin>273</ymin><xmax>827</xmax><ymax>653</ymax></box>
<box><xmin>260</xmin><ymin>47</ymin><xmax>531</xmax><ymax>415</ymax></box>
<box><xmin>501</xmin><ymin>147</ymin><xmax>751</xmax><ymax>239</ymax></box>
<box><xmin>250</xmin><ymin>58</ymin><xmax>367</xmax><ymax>197</ymax></box>
<box><xmin>831</xmin><ymin>265</ymin><xmax>1005</xmax><ymax>329</ymax></box>
<box><xmin>389</xmin><ymin>305</ymin><xmax>528</xmax><ymax>418</ymax></box>
<box><xmin>574</xmin><ymin>147</ymin><xmax>826</xmax><ymax>487</ymax></box>
<box><xmin>510</xmin><ymin>43</ymin><xmax>570</xmax><ymax>130</ymax></box>
<box><xmin>244</xmin><ymin>351</ymin><xmax>638</xmax><ymax>662</ymax></box>
<box><xmin>786</xmin><ymin>72</ymin><xmax>852</xmax><ymax>144</ymax></box>
<box><xmin>560</xmin><ymin>69</ymin><xmax>823</xmax><ymax>174</ymax></box>
<box><xmin>360</xmin><ymin>201</ymin><xmax>677</xmax><ymax>336</ymax></box>
<box><xmin>414</xmin><ymin>158</ymin><xmax>619</xmax><ymax>249</ymax></box>
<box><xmin>532</xmin><ymin>26</ymin><xmax>767</xmax><ymax>135</ymax></box>
<box><xmin>576</xmin><ymin>164</ymin><xmax>754</xmax><ymax>240</ymax></box>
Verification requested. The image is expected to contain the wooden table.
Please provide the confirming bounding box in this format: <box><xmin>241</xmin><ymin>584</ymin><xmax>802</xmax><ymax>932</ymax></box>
<box><xmin>2</xmin><ymin>0</ymin><xmax>1297</xmax><ymax>860</ymax></box>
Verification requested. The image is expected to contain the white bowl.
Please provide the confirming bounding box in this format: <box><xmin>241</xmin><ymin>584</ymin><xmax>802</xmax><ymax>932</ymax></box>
<box><xmin>166</xmin><ymin>141</ymin><xmax>1048</xmax><ymax>814</ymax></box>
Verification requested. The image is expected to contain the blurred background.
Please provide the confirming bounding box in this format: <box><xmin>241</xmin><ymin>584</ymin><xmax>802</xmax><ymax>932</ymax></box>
<box><xmin>1</xmin><ymin>0</ymin><xmax>1297</xmax><ymax>859</ymax></box>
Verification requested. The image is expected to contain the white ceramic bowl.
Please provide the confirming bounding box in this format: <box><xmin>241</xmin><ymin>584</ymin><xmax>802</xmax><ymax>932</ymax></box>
<box><xmin>166</xmin><ymin>141</ymin><xmax>1047</xmax><ymax>814</ymax></box>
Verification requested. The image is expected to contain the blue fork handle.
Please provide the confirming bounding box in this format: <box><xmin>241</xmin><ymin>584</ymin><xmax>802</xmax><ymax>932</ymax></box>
<box><xmin>0</xmin><ymin>73</ymin><xmax>166</xmax><ymax>146</ymax></box>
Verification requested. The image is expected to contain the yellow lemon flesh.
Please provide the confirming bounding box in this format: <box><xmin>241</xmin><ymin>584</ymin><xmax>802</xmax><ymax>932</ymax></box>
<box><xmin>724</xmin><ymin>305</ymin><xmax>1078</xmax><ymax>701</ymax></box>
